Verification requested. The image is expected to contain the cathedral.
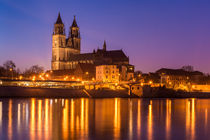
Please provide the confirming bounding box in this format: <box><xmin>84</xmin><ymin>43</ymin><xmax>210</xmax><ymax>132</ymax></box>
<box><xmin>51</xmin><ymin>13</ymin><xmax>132</xmax><ymax>72</ymax></box>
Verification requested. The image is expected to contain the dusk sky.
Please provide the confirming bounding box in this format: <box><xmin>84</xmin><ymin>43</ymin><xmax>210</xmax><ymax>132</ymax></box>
<box><xmin>0</xmin><ymin>0</ymin><xmax>210</xmax><ymax>73</ymax></box>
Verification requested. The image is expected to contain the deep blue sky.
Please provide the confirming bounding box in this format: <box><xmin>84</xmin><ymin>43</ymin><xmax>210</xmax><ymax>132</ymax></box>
<box><xmin>0</xmin><ymin>0</ymin><xmax>210</xmax><ymax>73</ymax></box>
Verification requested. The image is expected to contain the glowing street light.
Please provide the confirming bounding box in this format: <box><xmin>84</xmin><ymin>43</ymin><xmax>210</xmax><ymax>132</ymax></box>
<box><xmin>19</xmin><ymin>76</ymin><xmax>23</xmax><ymax>80</ymax></box>
<box><xmin>32</xmin><ymin>76</ymin><xmax>36</xmax><ymax>81</ymax></box>
<box><xmin>149</xmin><ymin>81</ymin><xmax>153</xmax><ymax>85</ymax></box>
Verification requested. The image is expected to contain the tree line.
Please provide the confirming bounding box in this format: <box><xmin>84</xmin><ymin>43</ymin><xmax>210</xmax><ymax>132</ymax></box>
<box><xmin>0</xmin><ymin>60</ymin><xmax>44</xmax><ymax>78</ymax></box>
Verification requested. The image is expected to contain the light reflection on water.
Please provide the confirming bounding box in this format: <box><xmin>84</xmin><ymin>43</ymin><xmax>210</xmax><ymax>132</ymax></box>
<box><xmin>0</xmin><ymin>98</ymin><xmax>210</xmax><ymax>140</ymax></box>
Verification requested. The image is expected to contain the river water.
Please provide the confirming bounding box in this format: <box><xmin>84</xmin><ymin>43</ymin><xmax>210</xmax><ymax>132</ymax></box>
<box><xmin>0</xmin><ymin>98</ymin><xmax>209</xmax><ymax>140</ymax></box>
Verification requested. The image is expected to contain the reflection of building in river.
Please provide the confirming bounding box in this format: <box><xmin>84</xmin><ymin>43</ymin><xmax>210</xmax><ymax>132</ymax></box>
<box><xmin>0</xmin><ymin>101</ymin><xmax>2</xmax><ymax>131</ymax></box>
<box><xmin>166</xmin><ymin>99</ymin><xmax>171</xmax><ymax>140</ymax></box>
<box><xmin>1</xmin><ymin>98</ymin><xmax>210</xmax><ymax>139</ymax></box>
<box><xmin>148</xmin><ymin>101</ymin><xmax>153</xmax><ymax>140</ymax></box>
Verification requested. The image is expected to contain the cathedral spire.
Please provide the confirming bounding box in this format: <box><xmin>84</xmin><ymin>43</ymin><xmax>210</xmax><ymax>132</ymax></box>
<box><xmin>53</xmin><ymin>12</ymin><xmax>65</xmax><ymax>35</ymax></box>
<box><xmin>71</xmin><ymin>15</ymin><xmax>78</xmax><ymax>27</ymax></box>
<box><xmin>103</xmin><ymin>40</ymin><xmax>107</xmax><ymax>51</ymax></box>
<box><xmin>55</xmin><ymin>12</ymin><xmax>63</xmax><ymax>24</ymax></box>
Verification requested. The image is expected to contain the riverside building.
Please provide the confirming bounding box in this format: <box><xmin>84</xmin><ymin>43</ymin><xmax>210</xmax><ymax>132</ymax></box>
<box><xmin>51</xmin><ymin>13</ymin><xmax>134</xmax><ymax>81</ymax></box>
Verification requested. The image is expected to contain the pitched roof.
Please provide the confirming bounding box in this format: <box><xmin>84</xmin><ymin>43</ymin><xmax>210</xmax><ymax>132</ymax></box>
<box><xmin>55</xmin><ymin>12</ymin><xmax>63</xmax><ymax>24</ymax></box>
<box><xmin>102</xmin><ymin>50</ymin><xmax>129</xmax><ymax>62</ymax></box>
<box><xmin>68</xmin><ymin>49</ymin><xmax>128</xmax><ymax>63</ymax></box>
<box><xmin>71</xmin><ymin>16</ymin><xmax>78</xmax><ymax>27</ymax></box>
<box><xmin>69</xmin><ymin>53</ymin><xmax>94</xmax><ymax>61</ymax></box>
<box><xmin>76</xmin><ymin>63</ymin><xmax>95</xmax><ymax>72</ymax></box>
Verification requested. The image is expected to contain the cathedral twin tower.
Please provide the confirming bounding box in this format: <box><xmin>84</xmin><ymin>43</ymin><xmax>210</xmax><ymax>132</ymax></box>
<box><xmin>52</xmin><ymin>13</ymin><xmax>131</xmax><ymax>72</ymax></box>
<box><xmin>52</xmin><ymin>13</ymin><xmax>81</xmax><ymax>70</ymax></box>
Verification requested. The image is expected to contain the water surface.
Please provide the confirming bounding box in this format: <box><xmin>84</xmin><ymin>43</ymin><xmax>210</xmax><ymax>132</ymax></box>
<box><xmin>0</xmin><ymin>98</ymin><xmax>209</xmax><ymax>140</ymax></box>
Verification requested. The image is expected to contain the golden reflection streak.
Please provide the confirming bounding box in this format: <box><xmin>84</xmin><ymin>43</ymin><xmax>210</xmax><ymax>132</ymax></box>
<box><xmin>186</xmin><ymin>100</ymin><xmax>190</xmax><ymax>139</ymax></box>
<box><xmin>0</xmin><ymin>102</ymin><xmax>2</xmax><ymax>131</ymax></box>
<box><xmin>70</xmin><ymin>99</ymin><xmax>74</xmax><ymax>139</ymax></box>
<box><xmin>81</xmin><ymin>98</ymin><xmax>85</xmax><ymax>137</ymax></box>
<box><xmin>49</xmin><ymin>99</ymin><xmax>52</xmax><ymax>139</ymax></box>
<box><xmin>45</xmin><ymin>99</ymin><xmax>49</xmax><ymax>140</ymax></box>
<box><xmin>205</xmin><ymin>108</ymin><xmax>208</xmax><ymax>131</ymax></box>
<box><xmin>22</xmin><ymin>103</ymin><xmax>25</xmax><ymax>126</ymax></box>
<box><xmin>26</xmin><ymin>103</ymin><xmax>29</xmax><ymax>127</ymax></box>
<box><xmin>114</xmin><ymin>98</ymin><xmax>118</xmax><ymax>137</ymax></box>
<box><xmin>17</xmin><ymin>104</ymin><xmax>21</xmax><ymax>132</ymax></box>
<box><xmin>137</xmin><ymin>100</ymin><xmax>141</xmax><ymax>139</ymax></box>
<box><xmin>129</xmin><ymin>99</ymin><xmax>133</xmax><ymax>140</ymax></box>
<box><xmin>114</xmin><ymin>98</ymin><xmax>121</xmax><ymax>140</ymax></box>
<box><xmin>63</xmin><ymin>99</ymin><xmax>69</xmax><ymax>139</ymax></box>
<box><xmin>191</xmin><ymin>99</ymin><xmax>195</xmax><ymax>140</ymax></box>
<box><xmin>8</xmin><ymin>100</ymin><xmax>12</xmax><ymax>140</ymax></box>
<box><xmin>38</xmin><ymin>100</ymin><xmax>42</xmax><ymax>140</ymax></box>
<box><xmin>148</xmin><ymin>101</ymin><xmax>153</xmax><ymax>140</ymax></box>
<box><xmin>166</xmin><ymin>99</ymin><xmax>171</xmax><ymax>140</ymax></box>
<box><xmin>85</xmin><ymin>99</ymin><xmax>89</xmax><ymax>134</ymax></box>
<box><xmin>30</xmin><ymin>99</ymin><xmax>35</xmax><ymax>140</ymax></box>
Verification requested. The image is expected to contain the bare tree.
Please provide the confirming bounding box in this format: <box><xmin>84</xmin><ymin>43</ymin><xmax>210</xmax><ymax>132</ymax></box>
<box><xmin>3</xmin><ymin>60</ymin><xmax>16</xmax><ymax>70</ymax></box>
<box><xmin>0</xmin><ymin>66</ymin><xmax>6</xmax><ymax>77</ymax></box>
<box><xmin>23</xmin><ymin>65</ymin><xmax>44</xmax><ymax>77</ymax></box>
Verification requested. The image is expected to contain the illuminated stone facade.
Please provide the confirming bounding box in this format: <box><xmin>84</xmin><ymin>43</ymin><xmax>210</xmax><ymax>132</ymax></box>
<box><xmin>51</xmin><ymin>13</ymin><xmax>134</xmax><ymax>80</ymax></box>
<box><xmin>52</xmin><ymin>13</ymin><xmax>80</xmax><ymax>70</ymax></box>
<box><xmin>96</xmin><ymin>65</ymin><xmax>120</xmax><ymax>83</ymax></box>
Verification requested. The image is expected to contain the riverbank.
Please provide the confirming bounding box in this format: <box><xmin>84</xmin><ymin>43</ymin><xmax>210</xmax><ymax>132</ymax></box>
<box><xmin>0</xmin><ymin>86</ymin><xmax>132</xmax><ymax>98</ymax></box>
<box><xmin>1</xmin><ymin>86</ymin><xmax>210</xmax><ymax>98</ymax></box>
<box><xmin>143</xmin><ymin>86</ymin><xmax>210</xmax><ymax>98</ymax></box>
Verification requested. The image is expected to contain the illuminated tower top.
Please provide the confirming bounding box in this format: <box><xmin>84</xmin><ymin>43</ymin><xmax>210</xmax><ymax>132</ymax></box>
<box><xmin>53</xmin><ymin>12</ymin><xmax>65</xmax><ymax>35</ymax></box>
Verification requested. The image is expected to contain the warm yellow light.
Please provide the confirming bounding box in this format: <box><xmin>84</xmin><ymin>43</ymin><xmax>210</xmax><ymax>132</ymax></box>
<box><xmin>19</xmin><ymin>76</ymin><xmax>22</xmax><ymax>80</ymax></box>
<box><xmin>149</xmin><ymin>81</ymin><xmax>153</xmax><ymax>85</ymax></box>
<box><xmin>9</xmin><ymin>68</ymin><xmax>12</xmax><ymax>71</ymax></box>
<box><xmin>92</xmin><ymin>78</ymin><xmax>95</xmax><ymax>81</ymax></box>
<box><xmin>32</xmin><ymin>76</ymin><xmax>36</xmax><ymax>81</ymax></box>
<box><xmin>72</xmin><ymin>77</ymin><xmax>75</xmax><ymax>80</ymax></box>
<box><xmin>141</xmin><ymin>83</ymin><xmax>144</xmax><ymax>86</ymax></box>
<box><xmin>85</xmin><ymin>72</ymin><xmax>89</xmax><ymax>75</ymax></box>
<box><xmin>77</xmin><ymin>78</ymin><xmax>80</xmax><ymax>81</ymax></box>
<box><xmin>45</xmin><ymin>74</ymin><xmax>49</xmax><ymax>78</ymax></box>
